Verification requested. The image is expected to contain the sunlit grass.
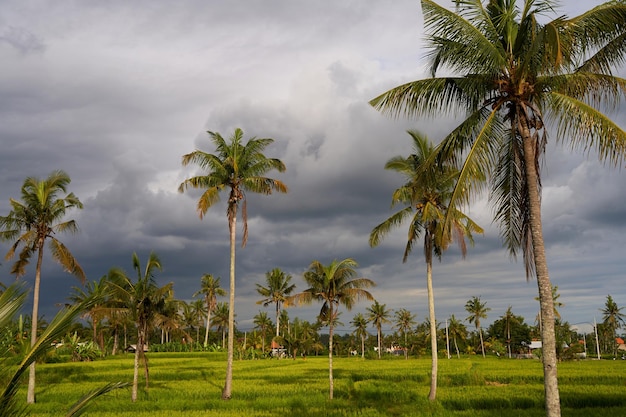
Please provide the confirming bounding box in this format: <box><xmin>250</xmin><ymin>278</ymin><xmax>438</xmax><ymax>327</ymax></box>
<box><xmin>21</xmin><ymin>353</ymin><xmax>626</xmax><ymax>416</ymax></box>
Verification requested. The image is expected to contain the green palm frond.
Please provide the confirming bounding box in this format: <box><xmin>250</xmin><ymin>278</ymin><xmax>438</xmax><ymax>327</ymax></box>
<box><xmin>545</xmin><ymin>92</ymin><xmax>626</xmax><ymax>165</ymax></box>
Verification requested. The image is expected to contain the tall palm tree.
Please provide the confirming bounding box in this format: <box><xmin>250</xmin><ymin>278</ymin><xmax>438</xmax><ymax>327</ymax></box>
<box><xmin>256</xmin><ymin>268</ymin><xmax>296</xmax><ymax>337</ymax></box>
<box><xmin>289</xmin><ymin>258</ymin><xmax>375</xmax><ymax>400</ymax></box>
<box><xmin>447</xmin><ymin>314</ymin><xmax>466</xmax><ymax>359</ymax></box>
<box><xmin>394</xmin><ymin>308</ymin><xmax>416</xmax><ymax>359</ymax></box>
<box><xmin>370</xmin><ymin>130</ymin><xmax>481</xmax><ymax>400</ymax></box>
<box><xmin>350</xmin><ymin>313</ymin><xmax>369</xmax><ymax>359</ymax></box>
<box><xmin>253</xmin><ymin>311</ymin><xmax>273</xmax><ymax>353</ymax></box>
<box><xmin>602</xmin><ymin>295</ymin><xmax>626</xmax><ymax>357</ymax></box>
<box><xmin>370</xmin><ymin>2</ymin><xmax>626</xmax><ymax>414</ymax></box>
<box><xmin>193</xmin><ymin>274</ymin><xmax>226</xmax><ymax>348</ymax></box>
<box><xmin>366</xmin><ymin>301</ymin><xmax>392</xmax><ymax>359</ymax></box>
<box><xmin>0</xmin><ymin>170</ymin><xmax>85</xmax><ymax>404</ymax></box>
<box><xmin>465</xmin><ymin>296</ymin><xmax>490</xmax><ymax>358</ymax></box>
<box><xmin>106</xmin><ymin>252</ymin><xmax>173</xmax><ymax>402</ymax></box>
<box><xmin>179</xmin><ymin>127</ymin><xmax>287</xmax><ymax>400</ymax></box>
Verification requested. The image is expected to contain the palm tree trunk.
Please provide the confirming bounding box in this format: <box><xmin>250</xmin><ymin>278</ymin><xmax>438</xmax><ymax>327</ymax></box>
<box><xmin>377</xmin><ymin>326</ymin><xmax>382</xmax><ymax>359</ymax></box>
<box><xmin>426</xmin><ymin>254</ymin><xmax>438</xmax><ymax>401</ymax></box>
<box><xmin>520</xmin><ymin>116</ymin><xmax>560</xmax><ymax>417</ymax></box>
<box><xmin>328</xmin><ymin>305</ymin><xmax>334</xmax><ymax>400</ymax></box>
<box><xmin>132</xmin><ymin>328</ymin><xmax>142</xmax><ymax>402</ymax></box>
<box><xmin>454</xmin><ymin>336</ymin><xmax>460</xmax><ymax>358</ymax></box>
<box><xmin>222</xmin><ymin>213</ymin><xmax>236</xmax><ymax>400</ymax></box>
<box><xmin>204</xmin><ymin>300</ymin><xmax>212</xmax><ymax>347</ymax></box>
<box><xmin>361</xmin><ymin>334</ymin><xmax>365</xmax><ymax>359</ymax></box>
<box><xmin>275</xmin><ymin>302</ymin><xmax>280</xmax><ymax>337</ymax></box>
<box><xmin>479</xmin><ymin>328</ymin><xmax>485</xmax><ymax>358</ymax></box>
<box><xmin>27</xmin><ymin>245</ymin><xmax>45</xmax><ymax>404</ymax></box>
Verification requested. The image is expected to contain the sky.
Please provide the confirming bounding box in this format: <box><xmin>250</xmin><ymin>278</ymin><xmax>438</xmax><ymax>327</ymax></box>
<box><xmin>0</xmin><ymin>0</ymin><xmax>624</xmax><ymax>337</ymax></box>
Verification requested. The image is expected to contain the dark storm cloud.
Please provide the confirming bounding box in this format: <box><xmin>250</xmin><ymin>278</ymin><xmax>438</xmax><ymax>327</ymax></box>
<box><xmin>0</xmin><ymin>0</ymin><xmax>623</xmax><ymax>334</ymax></box>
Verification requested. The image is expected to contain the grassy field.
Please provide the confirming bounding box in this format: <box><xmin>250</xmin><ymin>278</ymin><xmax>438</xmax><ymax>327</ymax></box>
<box><xmin>22</xmin><ymin>352</ymin><xmax>626</xmax><ymax>416</ymax></box>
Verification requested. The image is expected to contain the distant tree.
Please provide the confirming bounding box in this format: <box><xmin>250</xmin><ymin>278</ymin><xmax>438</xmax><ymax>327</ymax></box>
<box><xmin>212</xmin><ymin>302</ymin><xmax>231</xmax><ymax>349</ymax></box>
<box><xmin>69</xmin><ymin>275</ymin><xmax>109</xmax><ymax>351</ymax></box>
<box><xmin>179</xmin><ymin>127</ymin><xmax>287</xmax><ymax>399</ymax></box>
<box><xmin>367</xmin><ymin>301</ymin><xmax>392</xmax><ymax>359</ymax></box>
<box><xmin>351</xmin><ymin>313</ymin><xmax>369</xmax><ymax>359</ymax></box>
<box><xmin>601</xmin><ymin>295</ymin><xmax>626</xmax><ymax>357</ymax></box>
<box><xmin>369</xmin><ymin>131</ymin><xmax>481</xmax><ymax>400</ymax></box>
<box><xmin>106</xmin><ymin>252</ymin><xmax>173</xmax><ymax>402</ymax></box>
<box><xmin>487</xmin><ymin>311</ymin><xmax>531</xmax><ymax>357</ymax></box>
<box><xmin>253</xmin><ymin>311</ymin><xmax>273</xmax><ymax>353</ymax></box>
<box><xmin>256</xmin><ymin>268</ymin><xmax>296</xmax><ymax>337</ymax></box>
<box><xmin>465</xmin><ymin>296</ymin><xmax>490</xmax><ymax>358</ymax></box>
<box><xmin>289</xmin><ymin>258</ymin><xmax>375</xmax><ymax>400</ymax></box>
<box><xmin>447</xmin><ymin>315</ymin><xmax>467</xmax><ymax>358</ymax></box>
<box><xmin>193</xmin><ymin>274</ymin><xmax>226</xmax><ymax>348</ymax></box>
<box><xmin>0</xmin><ymin>170</ymin><xmax>85</xmax><ymax>404</ymax></box>
<box><xmin>394</xmin><ymin>308</ymin><xmax>416</xmax><ymax>359</ymax></box>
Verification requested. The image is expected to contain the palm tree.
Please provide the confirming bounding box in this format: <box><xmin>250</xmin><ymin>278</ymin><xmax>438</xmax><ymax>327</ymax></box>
<box><xmin>502</xmin><ymin>306</ymin><xmax>520</xmax><ymax>358</ymax></box>
<box><xmin>535</xmin><ymin>285</ymin><xmax>563</xmax><ymax>333</ymax></box>
<box><xmin>179</xmin><ymin>127</ymin><xmax>287</xmax><ymax>400</ymax></box>
<box><xmin>253</xmin><ymin>311</ymin><xmax>273</xmax><ymax>353</ymax></box>
<box><xmin>447</xmin><ymin>314</ymin><xmax>466</xmax><ymax>359</ymax></box>
<box><xmin>0</xmin><ymin>170</ymin><xmax>85</xmax><ymax>404</ymax></box>
<box><xmin>367</xmin><ymin>301</ymin><xmax>392</xmax><ymax>359</ymax></box>
<box><xmin>369</xmin><ymin>130</ymin><xmax>481</xmax><ymax>400</ymax></box>
<box><xmin>350</xmin><ymin>313</ymin><xmax>369</xmax><ymax>359</ymax></box>
<box><xmin>190</xmin><ymin>299</ymin><xmax>207</xmax><ymax>346</ymax></box>
<box><xmin>465</xmin><ymin>296</ymin><xmax>490</xmax><ymax>358</ymax></box>
<box><xmin>193</xmin><ymin>274</ymin><xmax>226</xmax><ymax>348</ymax></box>
<box><xmin>256</xmin><ymin>268</ymin><xmax>296</xmax><ymax>337</ymax></box>
<box><xmin>370</xmin><ymin>2</ymin><xmax>626</xmax><ymax>414</ymax></box>
<box><xmin>69</xmin><ymin>275</ymin><xmax>110</xmax><ymax>351</ymax></box>
<box><xmin>0</xmin><ymin>282</ymin><xmax>126</xmax><ymax>416</ymax></box>
<box><xmin>394</xmin><ymin>308</ymin><xmax>416</xmax><ymax>359</ymax></box>
<box><xmin>106</xmin><ymin>252</ymin><xmax>173</xmax><ymax>402</ymax></box>
<box><xmin>601</xmin><ymin>295</ymin><xmax>626</xmax><ymax>357</ymax></box>
<box><xmin>289</xmin><ymin>258</ymin><xmax>375</xmax><ymax>399</ymax></box>
<box><xmin>212</xmin><ymin>302</ymin><xmax>231</xmax><ymax>349</ymax></box>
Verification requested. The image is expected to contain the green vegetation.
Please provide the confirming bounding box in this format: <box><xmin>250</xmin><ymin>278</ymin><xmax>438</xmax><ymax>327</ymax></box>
<box><xmin>23</xmin><ymin>353</ymin><xmax>626</xmax><ymax>417</ymax></box>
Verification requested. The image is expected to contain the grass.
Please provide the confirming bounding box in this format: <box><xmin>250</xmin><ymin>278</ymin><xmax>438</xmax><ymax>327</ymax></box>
<box><xmin>21</xmin><ymin>353</ymin><xmax>626</xmax><ymax>416</ymax></box>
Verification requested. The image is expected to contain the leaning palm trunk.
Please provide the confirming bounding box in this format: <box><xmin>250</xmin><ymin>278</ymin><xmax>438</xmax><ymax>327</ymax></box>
<box><xmin>222</xmin><ymin>214</ymin><xmax>236</xmax><ymax>400</ymax></box>
<box><xmin>27</xmin><ymin>244</ymin><xmax>45</xmax><ymax>404</ymax></box>
<box><xmin>520</xmin><ymin>119</ymin><xmax>560</xmax><ymax>416</ymax></box>
<box><xmin>426</xmin><ymin>253</ymin><xmax>437</xmax><ymax>401</ymax></box>
<box><xmin>479</xmin><ymin>328</ymin><xmax>485</xmax><ymax>358</ymax></box>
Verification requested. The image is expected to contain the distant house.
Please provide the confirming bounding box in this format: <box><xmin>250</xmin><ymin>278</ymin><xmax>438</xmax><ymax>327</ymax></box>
<box><xmin>270</xmin><ymin>340</ymin><xmax>286</xmax><ymax>358</ymax></box>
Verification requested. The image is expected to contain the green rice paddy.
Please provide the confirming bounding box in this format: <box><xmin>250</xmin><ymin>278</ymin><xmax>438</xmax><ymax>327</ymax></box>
<box><xmin>23</xmin><ymin>353</ymin><xmax>626</xmax><ymax>416</ymax></box>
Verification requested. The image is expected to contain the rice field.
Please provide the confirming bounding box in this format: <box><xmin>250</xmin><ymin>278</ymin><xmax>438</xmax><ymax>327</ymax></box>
<box><xmin>23</xmin><ymin>353</ymin><xmax>626</xmax><ymax>416</ymax></box>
